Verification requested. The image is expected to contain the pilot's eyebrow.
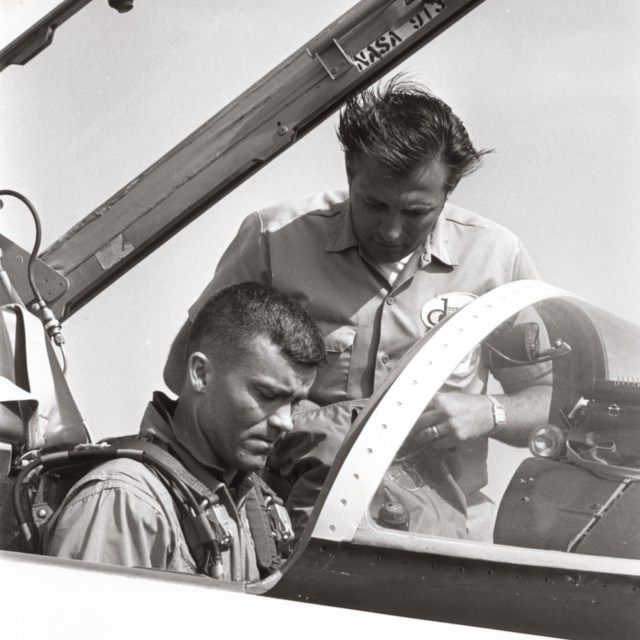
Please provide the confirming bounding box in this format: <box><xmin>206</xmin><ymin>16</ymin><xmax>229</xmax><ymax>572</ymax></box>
<box><xmin>255</xmin><ymin>380</ymin><xmax>298</xmax><ymax>398</ymax></box>
<box><xmin>259</xmin><ymin>382</ymin><xmax>311</xmax><ymax>404</ymax></box>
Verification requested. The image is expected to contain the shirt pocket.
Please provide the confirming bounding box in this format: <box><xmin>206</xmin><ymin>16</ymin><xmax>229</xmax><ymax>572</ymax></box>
<box><xmin>312</xmin><ymin>322</ymin><xmax>357</xmax><ymax>404</ymax></box>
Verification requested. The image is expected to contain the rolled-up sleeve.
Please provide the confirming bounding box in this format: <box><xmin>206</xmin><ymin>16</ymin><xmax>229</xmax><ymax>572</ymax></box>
<box><xmin>512</xmin><ymin>240</ymin><xmax>540</xmax><ymax>281</ymax></box>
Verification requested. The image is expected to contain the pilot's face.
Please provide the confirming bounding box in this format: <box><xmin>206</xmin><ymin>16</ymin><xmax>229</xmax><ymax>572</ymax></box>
<box><xmin>196</xmin><ymin>335</ymin><xmax>316</xmax><ymax>473</ymax></box>
<box><xmin>348</xmin><ymin>154</ymin><xmax>451</xmax><ymax>264</ymax></box>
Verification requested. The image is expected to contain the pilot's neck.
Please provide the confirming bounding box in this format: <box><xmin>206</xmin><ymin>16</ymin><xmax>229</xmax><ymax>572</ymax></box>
<box><xmin>172</xmin><ymin>396</ymin><xmax>232</xmax><ymax>486</ymax></box>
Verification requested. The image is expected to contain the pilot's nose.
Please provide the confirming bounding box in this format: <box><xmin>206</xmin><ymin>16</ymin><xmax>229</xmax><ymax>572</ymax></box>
<box><xmin>379</xmin><ymin>213</ymin><xmax>403</xmax><ymax>242</ymax></box>
<box><xmin>268</xmin><ymin>403</ymin><xmax>294</xmax><ymax>434</ymax></box>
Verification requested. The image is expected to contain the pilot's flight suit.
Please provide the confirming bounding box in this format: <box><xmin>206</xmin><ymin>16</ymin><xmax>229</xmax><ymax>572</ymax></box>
<box><xmin>43</xmin><ymin>392</ymin><xmax>260</xmax><ymax>581</ymax></box>
<box><xmin>188</xmin><ymin>191</ymin><xmax>550</xmax><ymax>539</ymax></box>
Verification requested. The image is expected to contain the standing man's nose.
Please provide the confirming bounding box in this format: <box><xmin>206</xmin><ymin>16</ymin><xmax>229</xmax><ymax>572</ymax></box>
<box><xmin>380</xmin><ymin>212</ymin><xmax>403</xmax><ymax>242</ymax></box>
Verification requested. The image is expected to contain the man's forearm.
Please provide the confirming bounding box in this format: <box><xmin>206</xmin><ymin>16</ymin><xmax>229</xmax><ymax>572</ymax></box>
<box><xmin>491</xmin><ymin>385</ymin><xmax>552</xmax><ymax>447</ymax></box>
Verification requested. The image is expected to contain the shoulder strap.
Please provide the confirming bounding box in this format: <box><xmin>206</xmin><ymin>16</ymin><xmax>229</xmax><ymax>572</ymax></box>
<box><xmin>244</xmin><ymin>475</ymin><xmax>281</xmax><ymax>575</ymax></box>
<box><xmin>1</xmin><ymin>303</ymin><xmax>88</xmax><ymax>455</ymax></box>
<box><xmin>101</xmin><ymin>435</ymin><xmax>221</xmax><ymax>503</ymax></box>
<box><xmin>0</xmin><ymin>304</ymin><xmax>54</xmax><ymax>451</ymax></box>
<box><xmin>79</xmin><ymin>437</ymin><xmax>289</xmax><ymax>576</ymax></box>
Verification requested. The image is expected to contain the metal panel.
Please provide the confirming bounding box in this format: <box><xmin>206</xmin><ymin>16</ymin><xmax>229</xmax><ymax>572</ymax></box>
<box><xmin>0</xmin><ymin>234</ymin><xmax>68</xmax><ymax>307</ymax></box>
<box><xmin>268</xmin><ymin>538</ymin><xmax>640</xmax><ymax>640</ymax></box>
<box><xmin>0</xmin><ymin>0</ymin><xmax>93</xmax><ymax>72</ymax></box>
<box><xmin>30</xmin><ymin>0</ymin><xmax>485</xmax><ymax>319</ymax></box>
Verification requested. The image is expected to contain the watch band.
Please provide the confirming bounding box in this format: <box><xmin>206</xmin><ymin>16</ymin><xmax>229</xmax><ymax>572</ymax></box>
<box><xmin>486</xmin><ymin>394</ymin><xmax>506</xmax><ymax>431</ymax></box>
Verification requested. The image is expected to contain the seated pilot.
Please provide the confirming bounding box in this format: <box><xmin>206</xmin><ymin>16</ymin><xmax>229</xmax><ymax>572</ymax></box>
<box><xmin>43</xmin><ymin>283</ymin><xmax>326</xmax><ymax>579</ymax></box>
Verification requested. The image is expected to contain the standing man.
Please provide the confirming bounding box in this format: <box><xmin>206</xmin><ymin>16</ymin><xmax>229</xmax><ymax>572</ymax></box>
<box><xmin>44</xmin><ymin>282</ymin><xmax>326</xmax><ymax>580</ymax></box>
<box><xmin>164</xmin><ymin>78</ymin><xmax>551</xmax><ymax>539</ymax></box>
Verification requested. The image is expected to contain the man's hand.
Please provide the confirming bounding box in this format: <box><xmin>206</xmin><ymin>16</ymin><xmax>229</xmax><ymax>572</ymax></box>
<box><xmin>410</xmin><ymin>391</ymin><xmax>494</xmax><ymax>450</ymax></box>
<box><xmin>409</xmin><ymin>385</ymin><xmax>552</xmax><ymax>450</ymax></box>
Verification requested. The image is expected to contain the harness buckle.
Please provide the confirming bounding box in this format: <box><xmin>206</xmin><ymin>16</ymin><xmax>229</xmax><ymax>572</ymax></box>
<box><xmin>266</xmin><ymin>497</ymin><xmax>294</xmax><ymax>545</ymax></box>
<box><xmin>203</xmin><ymin>500</ymin><xmax>233</xmax><ymax>550</ymax></box>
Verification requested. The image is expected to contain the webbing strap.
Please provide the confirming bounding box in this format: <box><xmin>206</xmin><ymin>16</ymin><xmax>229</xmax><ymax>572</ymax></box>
<box><xmin>103</xmin><ymin>436</ymin><xmax>220</xmax><ymax>503</ymax></box>
<box><xmin>244</xmin><ymin>477</ymin><xmax>280</xmax><ymax>575</ymax></box>
<box><xmin>0</xmin><ymin>377</ymin><xmax>39</xmax><ymax>443</ymax></box>
<box><xmin>104</xmin><ymin>436</ymin><xmax>282</xmax><ymax>573</ymax></box>
<box><xmin>20</xmin><ymin>306</ymin><xmax>54</xmax><ymax>417</ymax></box>
<box><xmin>566</xmin><ymin>440</ymin><xmax>640</xmax><ymax>482</ymax></box>
<box><xmin>0</xmin><ymin>304</ymin><xmax>55</xmax><ymax>451</ymax></box>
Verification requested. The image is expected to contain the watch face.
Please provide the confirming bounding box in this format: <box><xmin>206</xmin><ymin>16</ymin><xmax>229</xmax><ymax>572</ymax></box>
<box><xmin>487</xmin><ymin>395</ymin><xmax>506</xmax><ymax>425</ymax></box>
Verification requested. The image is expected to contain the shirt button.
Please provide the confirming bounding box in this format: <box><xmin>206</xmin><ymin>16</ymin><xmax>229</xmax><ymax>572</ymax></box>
<box><xmin>386</xmin><ymin>297</ymin><xmax>395</xmax><ymax>305</ymax></box>
<box><xmin>381</xmin><ymin>355</ymin><xmax>390</xmax><ymax>364</ymax></box>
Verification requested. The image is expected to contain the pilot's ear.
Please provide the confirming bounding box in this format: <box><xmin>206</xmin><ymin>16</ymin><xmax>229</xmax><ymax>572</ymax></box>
<box><xmin>188</xmin><ymin>351</ymin><xmax>212</xmax><ymax>393</ymax></box>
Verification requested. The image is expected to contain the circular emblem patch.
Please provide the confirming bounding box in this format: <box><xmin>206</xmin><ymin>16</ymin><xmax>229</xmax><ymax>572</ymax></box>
<box><xmin>420</xmin><ymin>292</ymin><xmax>477</xmax><ymax>329</ymax></box>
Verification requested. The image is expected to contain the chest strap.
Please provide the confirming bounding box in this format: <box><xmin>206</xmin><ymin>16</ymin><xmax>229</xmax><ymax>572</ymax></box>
<box><xmin>103</xmin><ymin>435</ymin><xmax>222</xmax><ymax>500</ymax></box>
<box><xmin>101</xmin><ymin>436</ymin><xmax>292</xmax><ymax>576</ymax></box>
<box><xmin>244</xmin><ymin>474</ymin><xmax>294</xmax><ymax>576</ymax></box>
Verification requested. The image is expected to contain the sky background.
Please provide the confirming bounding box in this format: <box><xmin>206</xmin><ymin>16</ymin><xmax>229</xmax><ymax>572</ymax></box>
<box><xmin>2</xmin><ymin>0</ymin><xmax>638</xmax><ymax>443</ymax></box>
<box><xmin>1</xmin><ymin>2</ymin><xmax>638</xmax><ymax>637</ymax></box>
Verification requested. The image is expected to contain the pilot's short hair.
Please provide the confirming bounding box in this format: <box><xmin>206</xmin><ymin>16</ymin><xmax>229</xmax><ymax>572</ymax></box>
<box><xmin>337</xmin><ymin>76</ymin><xmax>491</xmax><ymax>190</ymax></box>
<box><xmin>188</xmin><ymin>282</ymin><xmax>326</xmax><ymax>368</ymax></box>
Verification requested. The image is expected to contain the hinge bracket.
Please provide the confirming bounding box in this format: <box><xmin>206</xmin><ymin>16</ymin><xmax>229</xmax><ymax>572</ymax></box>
<box><xmin>307</xmin><ymin>0</ymin><xmax>448</xmax><ymax>80</ymax></box>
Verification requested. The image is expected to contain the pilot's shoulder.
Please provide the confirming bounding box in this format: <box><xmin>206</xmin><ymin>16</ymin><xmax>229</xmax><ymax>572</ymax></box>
<box><xmin>63</xmin><ymin>457</ymin><xmax>172</xmax><ymax>508</ymax></box>
<box><xmin>255</xmin><ymin>190</ymin><xmax>348</xmax><ymax>231</ymax></box>
<box><xmin>443</xmin><ymin>203</ymin><xmax>520</xmax><ymax>242</ymax></box>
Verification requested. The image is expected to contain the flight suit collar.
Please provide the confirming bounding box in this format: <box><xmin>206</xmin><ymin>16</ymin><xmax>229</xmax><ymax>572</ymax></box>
<box><xmin>326</xmin><ymin>200</ymin><xmax>458</xmax><ymax>268</ymax></box>
<box><xmin>139</xmin><ymin>391</ymin><xmax>244</xmax><ymax>491</ymax></box>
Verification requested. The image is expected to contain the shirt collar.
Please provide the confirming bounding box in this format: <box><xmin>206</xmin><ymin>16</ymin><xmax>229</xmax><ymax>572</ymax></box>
<box><xmin>327</xmin><ymin>200</ymin><xmax>458</xmax><ymax>267</ymax></box>
<box><xmin>140</xmin><ymin>391</ymin><xmax>231</xmax><ymax>489</ymax></box>
<box><xmin>422</xmin><ymin>207</ymin><xmax>458</xmax><ymax>267</ymax></box>
<box><xmin>326</xmin><ymin>200</ymin><xmax>359</xmax><ymax>252</ymax></box>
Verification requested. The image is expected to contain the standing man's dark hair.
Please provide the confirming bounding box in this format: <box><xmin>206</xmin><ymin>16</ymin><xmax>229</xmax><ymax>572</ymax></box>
<box><xmin>337</xmin><ymin>76</ymin><xmax>491</xmax><ymax>190</ymax></box>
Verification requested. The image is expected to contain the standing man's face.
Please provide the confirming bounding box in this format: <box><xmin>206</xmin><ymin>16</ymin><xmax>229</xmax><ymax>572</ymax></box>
<box><xmin>195</xmin><ymin>334</ymin><xmax>316</xmax><ymax>473</ymax></box>
<box><xmin>347</xmin><ymin>154</ymin><xmax>451</xmax><ymax>264</ymax></box>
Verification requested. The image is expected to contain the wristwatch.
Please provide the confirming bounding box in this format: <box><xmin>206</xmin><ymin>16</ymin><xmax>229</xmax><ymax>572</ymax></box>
<box><xmin>486</xmin><ymin>394</ymin><xmax>506</xmax><ymax>431</ymax></box>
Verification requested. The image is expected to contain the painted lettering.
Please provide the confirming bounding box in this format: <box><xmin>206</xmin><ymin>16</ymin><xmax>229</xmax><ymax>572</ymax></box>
<box><xmin>426</xmin><ymin>297</ymin><xmax>449</xmax><ymax>326</ymax></box>
<box><xmin>374</xmin><ymin>35</ymin><xmax>392</xmax><ymax>55</ymax></box>
<box><xmin>411</xmin><ymin>12</ymin><xmax>426</xmax><ymax>30</ymax></box>
<box><xmin>387</xmin><ymin>30</ymin><xmax>402</xmax><ymax>47</ymax></box>
<box><xmin>365</xmin><ymin>45</ymin><xmax>383</xmax><ymax>64</ymax></box>
<box><xmin>354</xmin><ymin>51</ymin><xmax>371</xmax><ymax>71</ymax></box>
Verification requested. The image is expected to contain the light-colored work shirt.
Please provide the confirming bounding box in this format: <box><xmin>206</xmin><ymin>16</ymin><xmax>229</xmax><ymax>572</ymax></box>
<box><xmin>190</xmin><ymin>191</ymin><xmax>545</xmax><ymax>405</ymax></box>
<box><xmin>188</xmin><ymin>191</ymin><xmax>550</xmax><ymax>538</ymax></box>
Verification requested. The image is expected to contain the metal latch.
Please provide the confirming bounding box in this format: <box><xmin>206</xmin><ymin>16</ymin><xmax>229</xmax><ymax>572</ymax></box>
<box><xmin>307</xmin><ymin>38</ymin><xmax>355</xmax><ymax>80</ymax></box>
